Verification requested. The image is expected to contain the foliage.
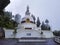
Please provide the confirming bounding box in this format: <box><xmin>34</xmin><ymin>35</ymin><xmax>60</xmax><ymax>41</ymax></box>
<box><xmin>53</xmin><ymin>31</ymin><xmax>60</xmax><ymax>36</ymax></box>
<box><xmin>31</xmin><ymin>14</ymin><xmax>36</xmax><ymax>23</ymax></box>
<box><xmin>41</xmin><ymin>20</ymin><xmax>51</xmax><ymax>30</ymax></box>
<box><xmin>0</xmin><ymin>11</ymin><xmax>18</xmax><ymax>29</ymax></box>
<box><xmin>37</xmin><ymin>17</ymin><xmax>41</xmax><ymax>27</ymax></box>
<box><xmin>45</xmin><ymin>19</ymin><xmax>49</xmax><ymax>24</ymax></box>
<box><xmin>41</xmin><ymin>21</ymin><xmax>46</xmax><ymax>30</ymax></box>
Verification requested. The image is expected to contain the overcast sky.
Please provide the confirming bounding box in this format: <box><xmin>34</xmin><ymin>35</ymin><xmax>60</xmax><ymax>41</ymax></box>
<box><xmin>5</xmin><ymin>0</ymin><xmax>60</xmax><ymax>31</ymax></box>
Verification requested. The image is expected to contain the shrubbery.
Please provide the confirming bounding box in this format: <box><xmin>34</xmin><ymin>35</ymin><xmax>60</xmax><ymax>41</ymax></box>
<box><xmin>0</xmin><ymin>11</ymin><xmax>18</xmax><ymax>29</ymax></box>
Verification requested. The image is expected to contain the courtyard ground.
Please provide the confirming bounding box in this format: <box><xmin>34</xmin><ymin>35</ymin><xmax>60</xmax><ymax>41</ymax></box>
<box><xmin>0</xmin><ymin>38</ymin><xmax>60</xmax><ymax>45</ymax></box>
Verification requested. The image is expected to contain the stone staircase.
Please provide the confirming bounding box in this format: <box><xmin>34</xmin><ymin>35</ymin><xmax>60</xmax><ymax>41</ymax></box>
<box><xmin>18</xmin><ymin>37</ymin><xmax>47</xmax><ymax>42</ymax></box>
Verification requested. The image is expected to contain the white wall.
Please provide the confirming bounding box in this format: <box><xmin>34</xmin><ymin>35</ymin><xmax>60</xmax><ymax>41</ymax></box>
<box><xmin>4</xmin><ymin>28</ymin><xmax>54</xmax><ymax>38</ymax></box>
<box><xmin>16</xmin><ymin>30</ymin><xmax>41</xmax><ymax>38</ymax></box>
<box><xmin>21</xmin><ymin>23</ymin><xmax>36</xmax><ymax>29</ymax></box>
<box><xmin>42</xmin><ymin>30</ymin><xmax>54</xmax><ymax>38</ymax></box>
<box><xmin>4</xmin><ymin>29</ymin><xmax>14</xmax><ymax>38</ymax></box>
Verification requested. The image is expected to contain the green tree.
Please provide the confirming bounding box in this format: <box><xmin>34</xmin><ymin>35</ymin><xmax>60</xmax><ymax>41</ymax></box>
<box><xmin>41</xmin><ymin>21</ymin><xmax>45</xmax><ymax>30</ymax></box>
<box><xmin>0</xmin><ymin>11</ymin><xmax>18</xmax><ymax>29</ymax></box>
<box><xmin>45</xmin><ymin>19</ymin><xmax>49</xmax><ymax>24</ymax></box>
<box><xmin>53</xmin><ymin>30</ymin><xmax>60</xmax><ymax>36</ymax></box>
<box><xmin>37</xmin><ymin>17</ymin><xmax>41</xmax><ymax>27</ymax></box>
<box><xmin>31</xmin><ymin>14</ymin><xmax>36</xmax><ymax>23</ymax></box>
<box><xmin>45</xmin><ymin>19</ymin><xmax>51</xmax><ymax>30</ymax></box>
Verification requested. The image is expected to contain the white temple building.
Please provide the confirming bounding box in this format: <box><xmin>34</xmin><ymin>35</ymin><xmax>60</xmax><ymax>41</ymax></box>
<box><xmin>5</xmin><ymin>6</ymin><xmax>54</xmax><ymax>39</ymax></box>
<box><xmin>16</xmin><ymin>6</ymin><xmax>54</xmax><ymax>38</ymax></box>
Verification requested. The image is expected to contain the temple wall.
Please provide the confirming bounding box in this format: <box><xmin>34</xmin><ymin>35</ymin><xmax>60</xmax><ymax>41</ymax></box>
<box><xmin>4</xmin><ymin>29</ymin><xmax>54</xmax><ymax>38</ymax></box>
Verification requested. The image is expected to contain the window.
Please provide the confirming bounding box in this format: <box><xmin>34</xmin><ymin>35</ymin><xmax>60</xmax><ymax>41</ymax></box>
<box><xmin>25</xmin><ymin>28</ymin><xmax>32</xmax><ymax>29</ymax></box>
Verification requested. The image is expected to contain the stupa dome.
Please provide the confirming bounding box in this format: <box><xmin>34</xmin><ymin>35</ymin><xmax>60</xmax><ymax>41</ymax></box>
<box><xmin>21</xmin><ymin>15</ymin><xmax>34</xmax><ymax>23</ymax></box>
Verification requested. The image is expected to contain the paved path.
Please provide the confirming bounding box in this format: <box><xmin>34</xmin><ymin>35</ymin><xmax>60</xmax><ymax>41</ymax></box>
<box><xmin>0</xmin><ymin>39</ymin><xmax>17</xmax><ymax>45</ymax></box>
<box><xmin>0</xmin><ymin>39</ymin><xmax>60</xmax><ymax>45</ymax></box>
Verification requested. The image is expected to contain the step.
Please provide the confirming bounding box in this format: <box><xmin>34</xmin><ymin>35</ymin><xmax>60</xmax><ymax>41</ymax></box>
<box><xmin>18</xmin><ymin>39</ymin><xmax>47</xmax><ymax>42</ymax></box>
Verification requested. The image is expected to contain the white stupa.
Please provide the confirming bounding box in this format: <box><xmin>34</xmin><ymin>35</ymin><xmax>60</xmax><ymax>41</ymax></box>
<box><xmin>5</xmin><ymin>6</ymin><xmax>54</xmax><ymax>40</ymax></box>
<box><xmin>15</xmin><ymin>6</ymin><xmax>54</xmax><ymax>39</ymax></box>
